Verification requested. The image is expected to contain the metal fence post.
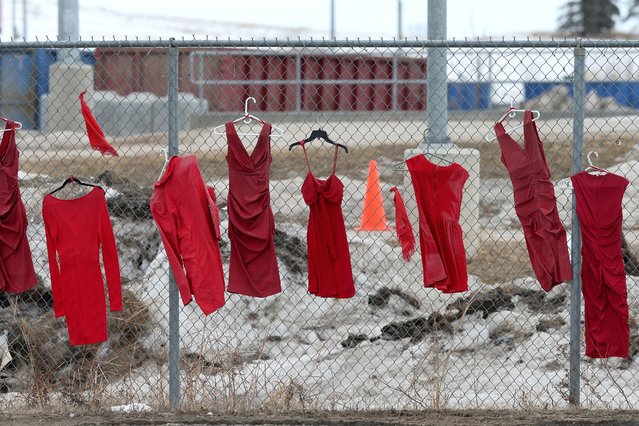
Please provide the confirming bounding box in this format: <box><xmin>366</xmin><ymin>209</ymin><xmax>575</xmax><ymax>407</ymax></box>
<box><xmin>425</xmin><ymin>0</ymin><xmax>449</xmax><ymax>145</ymax></box>
<box><xmin>167</xmin><ymin>38</ymin><xmax>181</xmax><ymax>411</ymax></box>
<box><xmin>57</xmin><ymin>0</ymin><xmax>80</xmax><ymax>63</ymax></box>
<box><xmin>569</xmin><ymin>40</ymin><xmax>586</xmax><ymax>408</ymax></box>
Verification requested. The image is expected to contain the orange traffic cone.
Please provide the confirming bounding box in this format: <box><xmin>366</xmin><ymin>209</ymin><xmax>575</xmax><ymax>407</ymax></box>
<box><xmin>355</xmin><ymin>160</ymin><xmax>392</xmax><ymax>231</ymax></box>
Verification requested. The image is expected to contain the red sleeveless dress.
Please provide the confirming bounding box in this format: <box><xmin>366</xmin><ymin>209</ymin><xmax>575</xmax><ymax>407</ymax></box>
<box><xmin>300</xmin><ymin>143</ymin><xmax>354</xmax><ymax>298</ymax></box>
<box><xmin>226</xmin><ymin>122</ymin><xmax>281</xmax><ymax>297</ymax></box>
<box><xmin>571</xmin><ymin>171</ymin><xmax>629</xmax><ymax>358</ymax></box>
<box><xmin>406</xmin><ymin>154</ymin><xmax>468</xmax><ymax>293</ymax></box>
<box><xmin>494</xmin><ymin>111</ymin><xmax>571</xmax><ymax>291</ymax></box>
<box><xmin>0</xmin><ymin>120</ymin><xmax>37</xmax><ymax>293</ymax></box>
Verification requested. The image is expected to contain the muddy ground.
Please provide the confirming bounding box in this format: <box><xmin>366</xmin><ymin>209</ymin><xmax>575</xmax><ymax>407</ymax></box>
<box><xmin>3</xmin><ymin>409</ymin><xmax>639</xmax><ymax>425</ymax></box>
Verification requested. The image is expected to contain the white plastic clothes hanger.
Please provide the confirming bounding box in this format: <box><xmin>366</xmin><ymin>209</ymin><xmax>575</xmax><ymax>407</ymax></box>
<box><xmin>585</xmin><ymin>151</ymin><xmax>608</xmax><ymax>175</ymax></box>
<box><xmin>484</xmin><ymin>103</ymin><xmax>541</xmax><ymax>142</ymax></box>
<box><xmin>556</xmin><ymin>150</ymin><xmax>610</xmax><ymax>191</ymax></box>
<box><xmin>213</xmin><ymin>97</ymin><xmax>284</xmax><ymax>137</ymax></box>
<box><xmin>391</xmin><ymin>143</ymin><xmax>453</xmax><ymax>171</ymax></box>
<box><xmin>0</xmin><ymin>118</ymin><xmax>22</xmax><ymax>133</ymax></box>
<box><xmin>158</xmin><ymin>148</ymin><xmax>170</xmax><ymax>180</ymax></box>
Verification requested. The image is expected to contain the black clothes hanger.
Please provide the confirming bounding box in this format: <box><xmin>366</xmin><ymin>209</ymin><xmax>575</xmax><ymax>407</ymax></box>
<box><xmin>289</xmin><ymin>129</ymin><xmax>349</xmax><ymax>153</ymax></box>
<box><xmin>49</xmin><ymin>176</ymin><xmax>101</xmax><ymax>195</ymax></box>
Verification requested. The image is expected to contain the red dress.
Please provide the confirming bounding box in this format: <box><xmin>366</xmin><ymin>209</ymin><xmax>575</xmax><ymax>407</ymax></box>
<box><xmin>151</xmin><ymin>155</ymin><xmax>225</xmax><ymax>315</ymax></box>
<box><xmin>406</xmin><ymin>154</ymin><xmax>469</xmax><ymax>293</ymax></box>
<box><xmin>571</xmin><ymin>171</ymin><xmax>629</xmax><ymax>358</ymax></box>
<box><xmin>300</xmin><ymin>143</ymin><xmax>354</xmax><ymax>298</ymax></box>
<box><xmin>0</xmin><ymin>120</ymin><xmax>37</xmax><ymax>293</ymax></box>
<box><xmin>494</xmin><ymin>111</ymin><xmax>572</xmax><ymax>291</ymax></box>
<box><xmin>226</xmin><ymin>122</ymin><xmax>281</xmax><ymax>297</ymax></box>
<box><xmin>43</xmin><ymin>187</ymin><xmax>122</xmax><ymax>345</ymax></box>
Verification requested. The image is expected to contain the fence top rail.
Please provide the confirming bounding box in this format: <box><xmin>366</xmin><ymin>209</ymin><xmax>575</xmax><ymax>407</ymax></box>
<box><xmin>2</xmin><ymin>37</ymin><xmax>639</xmax><ymax>49</ymax></box>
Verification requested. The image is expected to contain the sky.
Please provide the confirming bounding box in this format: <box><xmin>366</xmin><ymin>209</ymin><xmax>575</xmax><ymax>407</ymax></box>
<box><xmin>3</xmin><ymin>0</ymin><xmax>638</xmax><ymax>41</ymax></box>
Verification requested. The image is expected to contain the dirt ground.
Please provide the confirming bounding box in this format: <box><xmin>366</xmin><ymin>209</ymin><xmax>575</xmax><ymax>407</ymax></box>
<box><xmin>3</xmin><ymin>409</ymin><xmax>639</xmax><ymax>425</ymax></box>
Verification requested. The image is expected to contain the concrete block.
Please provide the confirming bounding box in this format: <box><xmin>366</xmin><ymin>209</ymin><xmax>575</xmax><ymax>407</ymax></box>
<box><xmin>153</xmin><ymin>96</ymin><xmax>169</xmax><ymax>134</ymax></box>
<box><xmin>43</xmin><ymin>63</ymin><xmax>94</xmax><ymax>133</ymax></box>
<box><xmin>122</xmin><ymin>92</ymin><xmax>158</xmax><ymax>136</ymax></box>
<box><xmin>91</xmin><ymin>91</ymin><xmax>124</xmax><ymax>137</ymax></box>
<box><xmin>179</xmin><ymin>93</ymin><xmax>208</xmax><ymax>132</ymax></box>
<box><xmin>40</xmin><ymin>94</ymin><xmax>50</xmax><ymax>133</ymax></box>
<box><xmin>154</xmin><ymin>93</ymin><xmax>209</xmax><ymax>133</ymax></box>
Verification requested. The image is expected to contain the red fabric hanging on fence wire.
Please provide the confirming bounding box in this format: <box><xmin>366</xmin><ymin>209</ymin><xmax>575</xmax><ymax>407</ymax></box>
<box><xmin>390</xmin><ymin>186</ymin><xmax>416</xmax><ymax>261</ymax></box>
<box><xmin>79</xmin><ymin>91</ymin><xmax>119</xmax><ymax>157</ymax></box>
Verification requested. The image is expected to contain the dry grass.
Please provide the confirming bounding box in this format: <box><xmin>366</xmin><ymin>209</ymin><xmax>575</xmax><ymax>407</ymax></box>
<box><xmin>469</xmin><ymin>240</ymin><xmax>534</xmax><ymax>284</ymax></box>
<box><xmin>3</xmin><ymin>289</ymin><xmax>156</xmax><ymax>409</ymax></box>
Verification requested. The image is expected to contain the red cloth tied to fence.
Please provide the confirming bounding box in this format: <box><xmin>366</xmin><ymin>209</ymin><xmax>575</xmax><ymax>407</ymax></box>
<box><xmin>79</xmin><ymin>91</ymin><xmax>119</xmax><ymax>157</ymax></box>
<box><xmin>390</xmin><ymin>186</ymin><xmax>415</xmax><ymax>261</ymax></box>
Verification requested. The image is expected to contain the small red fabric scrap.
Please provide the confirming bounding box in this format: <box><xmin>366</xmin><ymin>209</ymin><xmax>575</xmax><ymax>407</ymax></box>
<box><xmin>390</xmin><ymin>186</ymin><xmax>416</xmax><ymax>261</ymax></box>
<box><xmin>79</xmin><ymin>90</ymin><xmax>119</xmax><ymax>157</ymax></box>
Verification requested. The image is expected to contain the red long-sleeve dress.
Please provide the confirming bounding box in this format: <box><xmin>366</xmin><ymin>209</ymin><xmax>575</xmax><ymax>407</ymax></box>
<box><xmin>43</xmin><ymin>187</ymin><xmax>122</xmax><ymax>346</ymax></box>
<box><xmin>150</xmin><ymin>155</ymin><xmax>225</xmax><ymax>315</ymax></box>
<box><xmin>0</xmin><ymin>119</ymin><xmax>37</xmax><ymax>293</ymax></box>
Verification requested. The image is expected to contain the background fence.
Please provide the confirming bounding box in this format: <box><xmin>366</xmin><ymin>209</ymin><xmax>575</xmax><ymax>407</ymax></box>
<box><xmin>1</xmin><ymin>38</ymin><xmax>639</xmax><ymax>412</ymax></box>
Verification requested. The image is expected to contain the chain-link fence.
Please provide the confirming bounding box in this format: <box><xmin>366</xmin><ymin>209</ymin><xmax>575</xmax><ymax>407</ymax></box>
<box><xmin>1</xmin><ymin>38</ymin><xmax>639</xmax><ymax>412</ymax></box>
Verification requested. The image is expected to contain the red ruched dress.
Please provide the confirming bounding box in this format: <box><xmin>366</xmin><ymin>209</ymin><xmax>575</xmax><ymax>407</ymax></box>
<box><xmin>0</xmin><ymin>120</ymin><xmax>37</xmax><ymax>293</ymax></box>
<box><xmin>43</xmin><ymin>187</ymin><xmax>122</xmax><ymax>345</ymax></box>
<box><xmin>407</xmin><ymin>154</ymin><xmax>469</xmax><ymax>293</ymax></box>
<box><xmin>151</xmin><ymin>155</ymin><xmax>226</xmax><ymax>315</ymax></box>
<box><xmin>494</xmin><ymin>111</ymin><xmax>572</xmax><ymax>291</ymax></box>
<box><xmin>300</xmin><ymin>142</ymin><xmax>355</xmax><ymax>298</ymax></box>
<box><xmin>226</xmin><ymin>122</ymin><xmax>281</xmax><ymax>297</ymax></box>
<box><xmin>571</xmin><ymin>171</ymin><xmax>629</xmax><ymax>358</ymax></box>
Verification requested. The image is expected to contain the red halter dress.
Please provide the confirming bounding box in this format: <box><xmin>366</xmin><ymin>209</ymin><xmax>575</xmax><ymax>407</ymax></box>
<box><xmin>300</xmin><ymin>142</ymin><xmax>355</xmax><ymax>298</ymax></box>
<box><xmin>226</xmin><ymin>122</ymin><xmax>281</xmax><ymax>297</ymax></box>
<box><xmin>406</xmin><ymin>154</ymin><xmax>469</xmax><ymax>293</ymax></box>
<box><xmin>494</xmin><ymin>111</ymin><xmax>572</xmax><ymax>291</ymax></box>
<box><xmin>571</xmin><ymin>171</ymin><xmax>629</xmax><ymax>358</ymax></box>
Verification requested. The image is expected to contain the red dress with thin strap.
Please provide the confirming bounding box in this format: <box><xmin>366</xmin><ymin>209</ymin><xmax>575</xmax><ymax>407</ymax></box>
<box><xmin>0</xmin><ymin>120</ymin><xmax>37</xmax><ymax>293</ymax></box>
<box><xmin>226</xmin><ymin>122</ymin><xmax>281</xmax><ymax>297</ymax></box>
<box><xmin>494</xmin><ymin>111</ymin><xmax>571</xmax><ymax>291</ymax></box>
<box><xmin>300</xmin><ymin>143</ymin><xmax>355</xmax><ymax>298</ymax></box>
<box><xmin>571</xmin><ymin>171</ymin><xmax>629</xmax><ymax>358</ymax></box>
<box><xmin>406</xmin><ymin>154</ymin><xmax>469</xmax><ymax>293</ymax></box>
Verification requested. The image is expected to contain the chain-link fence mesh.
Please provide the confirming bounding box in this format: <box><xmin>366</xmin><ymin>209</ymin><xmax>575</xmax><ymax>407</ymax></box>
<box><xmin>1</xmin><ymin>39</ymin><xmax>639</xmax><ymax>412</ymax></box>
